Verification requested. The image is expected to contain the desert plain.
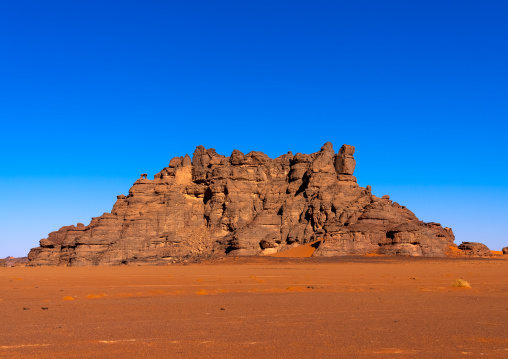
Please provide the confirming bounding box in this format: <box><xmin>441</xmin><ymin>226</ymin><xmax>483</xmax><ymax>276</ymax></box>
<box><xmin>1</xmin><ymin>256</ymin><xmax>507</xmax><ymax>358</ymax></box>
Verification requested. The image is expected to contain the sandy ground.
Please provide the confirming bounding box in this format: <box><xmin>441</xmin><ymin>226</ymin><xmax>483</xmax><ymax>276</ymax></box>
<box><xmin>1</xmin><ymin>257</ymin><xmax>507</xmax><ymax>358</ymax></box>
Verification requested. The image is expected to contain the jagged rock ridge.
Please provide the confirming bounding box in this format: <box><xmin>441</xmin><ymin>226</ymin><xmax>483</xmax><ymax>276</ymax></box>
<box><xmin>28</xmin><ymin>143</ymin><xmax>457</xmax><ymax>266</ymax></box>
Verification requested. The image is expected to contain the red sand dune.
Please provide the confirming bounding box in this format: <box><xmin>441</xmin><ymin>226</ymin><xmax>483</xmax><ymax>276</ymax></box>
<box><xmin>268</xmin><ymin>239</ymin><xmax>322</xmax><ymax>257</ymax></box>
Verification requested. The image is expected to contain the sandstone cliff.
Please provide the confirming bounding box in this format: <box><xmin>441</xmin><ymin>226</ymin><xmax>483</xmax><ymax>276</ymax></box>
<box><xmin>28</xmin><ymin>143</ymin><xmax>457</xmax><ymax>266</ymax></box>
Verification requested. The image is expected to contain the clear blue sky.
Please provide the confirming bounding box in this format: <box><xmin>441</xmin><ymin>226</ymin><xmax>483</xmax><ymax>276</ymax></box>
<box><xmin>1</xmin><ymin>1</ymin><xmax>507</xmax><ymax>257</ymax></box>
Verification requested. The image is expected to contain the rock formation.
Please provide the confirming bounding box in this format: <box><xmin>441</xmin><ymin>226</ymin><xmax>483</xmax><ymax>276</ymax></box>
<box><xmin>457</xmin><ymin>242</ymin><xmax>492</xmax><ymax>257</ymax></box>
<box><xmin>0</xmin><ymin>257</ymin><xmax>28</xmax><ymax>267</ymax></box>
<box><xmin>28</xmin><ymin>143</ymin><xmax>457</xmax><ymax>266</ymax></box>
<box><xmin>503</xmin><ymin>247</ymin><xmax>508</xmax><ymax>255</ymax></box>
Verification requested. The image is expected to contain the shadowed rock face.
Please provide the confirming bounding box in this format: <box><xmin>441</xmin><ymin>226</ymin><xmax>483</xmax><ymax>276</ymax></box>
<box><xmin>28</xmin><ymin>143</ymin><xmax>457</xmax><ymax>266</ymax></box>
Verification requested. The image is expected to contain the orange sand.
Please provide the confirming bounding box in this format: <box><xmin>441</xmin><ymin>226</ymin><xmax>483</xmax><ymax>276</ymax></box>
<box><xmin>448</xmin><ymin>245</ymin><xmax>462</xmax><ymax>254</ymax></box>
<box><xmin>1</xmin><ymin>257</ymin><xmax>507</xmax><ymax>358</ymax></box>
<box><xmin>268</xmin><ymin>239</ymin><xmax>322</xmax><ymax>257</ymax></box>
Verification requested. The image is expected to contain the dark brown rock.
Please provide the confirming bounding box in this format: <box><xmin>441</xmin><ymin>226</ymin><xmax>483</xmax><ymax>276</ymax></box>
<box><xmin>502</xmin><ymin>247</ymin><xmax>508</xmax><ymax>254</ymax></box>
<box><xmin>27</xmin><ymin>143</ymin><xmax>457</xmax><ymax>266</ymax></box>
<box><xmin>457</xmin><ymin>242</ymin><xmax>492</xmax><ymax>257</ymax></box>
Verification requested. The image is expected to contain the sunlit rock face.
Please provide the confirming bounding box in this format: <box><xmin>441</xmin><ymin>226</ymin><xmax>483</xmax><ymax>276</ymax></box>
<box><xmin>28</xmin><ymin>143</ymin><xmax>457</xmax><ymax>266</ymax></box>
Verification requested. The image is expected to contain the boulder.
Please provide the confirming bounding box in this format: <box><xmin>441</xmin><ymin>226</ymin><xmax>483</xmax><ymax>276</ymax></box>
<box><xmin>335</xmin><ymin>144</ymin><xmax>356</xmax><ymax>175</ymax></box>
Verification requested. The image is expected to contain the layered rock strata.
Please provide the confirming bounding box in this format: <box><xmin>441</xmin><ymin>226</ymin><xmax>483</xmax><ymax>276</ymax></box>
<box><xmin>28</xmin><ymin>143</ymin><xmax>457</xmax><ymax>266</ymax></box>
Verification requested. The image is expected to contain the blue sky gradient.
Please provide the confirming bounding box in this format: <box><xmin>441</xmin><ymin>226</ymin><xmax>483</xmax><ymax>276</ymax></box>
<box><xmin>1</xmin><ymin>1</ymin><xmax>507</xmax><ymax>256</ymax></box>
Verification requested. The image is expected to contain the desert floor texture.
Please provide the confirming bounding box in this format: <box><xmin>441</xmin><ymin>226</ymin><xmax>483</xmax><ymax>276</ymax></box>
<box><xmin>1</xmin><ymin>257</ymin><xmax>507</xmax><ymax>358</ymax></box>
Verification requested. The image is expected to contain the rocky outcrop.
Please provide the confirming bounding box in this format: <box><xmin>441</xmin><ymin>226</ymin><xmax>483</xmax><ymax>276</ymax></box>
<box><xmin>28</xmin><ymin>143</ymin><xmax>457</xmax><ymax>266</ymax></box>
<box><xmin>503</xmin><ymin>247</ymin><xmax>508</xmax><ymax>255</ymax></box>
<box><xmin>0</xmin><ymin>257</ymin><xmax>28</xmax><ymax>267</ymax></box>
<box><xmin>457</xmin><ymin>242</ymin><xmax>493</xmax><ymax>257</ymax></box>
